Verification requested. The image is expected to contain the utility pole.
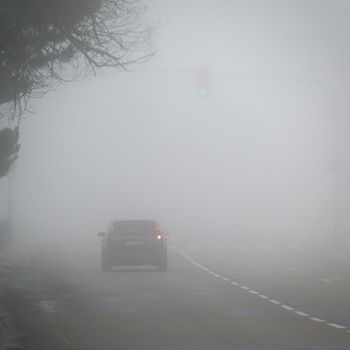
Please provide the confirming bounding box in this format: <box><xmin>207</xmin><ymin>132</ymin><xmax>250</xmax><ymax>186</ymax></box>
<box><xmin>328</xmin><ymin>84</ymin><xmax>339</xmax><ymax>252</ymax></box>
<box><xmin>7</xmin><ymin>165</ymin><xmax>14</xmax><ymax>247</ymax></box>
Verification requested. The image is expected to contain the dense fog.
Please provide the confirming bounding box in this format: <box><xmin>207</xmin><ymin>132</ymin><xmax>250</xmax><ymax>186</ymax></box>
<box><xmin>3</xmin><ymin>0</ymin><xmax>350</xmax><ymax>250</ymax></box>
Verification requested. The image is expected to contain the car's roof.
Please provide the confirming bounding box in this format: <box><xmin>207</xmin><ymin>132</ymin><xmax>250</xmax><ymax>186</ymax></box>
<box><xmin>112</xmin><ymin>219</ymin><xmax>157</xmax><ymax>224</ymax></box>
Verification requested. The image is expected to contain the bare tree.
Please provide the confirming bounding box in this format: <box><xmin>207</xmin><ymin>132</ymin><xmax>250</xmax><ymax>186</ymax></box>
<box><xmin>0</xmin><ymin>0</ymin><xmax>154</xmax><ymax>120</ymax></box>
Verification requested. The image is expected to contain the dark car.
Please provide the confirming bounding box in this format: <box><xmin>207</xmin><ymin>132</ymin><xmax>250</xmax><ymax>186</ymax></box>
<box><xmin>98</xmin><ymin>220</ymin><xmax>167</xmax><ymax>271</ymax></box>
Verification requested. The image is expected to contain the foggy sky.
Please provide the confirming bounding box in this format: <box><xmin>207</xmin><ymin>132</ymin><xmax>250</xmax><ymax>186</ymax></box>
<box><xmin>2</xmin><ymin>0</ymin><xmax>350</xmax><ymax>248</ymax></box>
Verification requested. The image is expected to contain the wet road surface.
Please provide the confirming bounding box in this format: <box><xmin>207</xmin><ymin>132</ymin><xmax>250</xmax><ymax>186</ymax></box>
<box><xmin>8</xmin><ymin>243</ymin><xmax>350</xmax><ymax>350</ymax></box>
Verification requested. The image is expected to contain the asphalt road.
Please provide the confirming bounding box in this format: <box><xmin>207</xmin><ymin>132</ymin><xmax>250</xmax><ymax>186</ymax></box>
<box><xmin>7</xmin><ymin>242</ymin><xmax>350</xmax><ymax>350</ymax></box>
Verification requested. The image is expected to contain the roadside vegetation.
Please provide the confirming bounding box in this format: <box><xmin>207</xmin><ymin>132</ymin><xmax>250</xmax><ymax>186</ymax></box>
<box><xmin>0</xmin><ymin>0</ymin><xmax>153</xmax><ymax>177</ymax></box>
<box><xmin>0</xmin><ymin>256</ymin><xmax>19</xmax><ymax>350</ymax></box>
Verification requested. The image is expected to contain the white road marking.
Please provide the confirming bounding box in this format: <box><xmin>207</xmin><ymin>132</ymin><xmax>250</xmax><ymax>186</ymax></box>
<box><xmin>248</xmin><ymin>290</ymin><xmax>259</xmax><ymax>295</ymax></box>
<box><xmin>200</xmin><ymin>267</ymin><xmax>210</xmax><ymax>272</ymax></box>
<box><xmin>177</xmin><ymin>248</ymin><xmax>350</xmax><ymax>334</ymax></box>
<box><xmin>281</xmin><ymin>305</ymin><xmax>294</xmax><ymax>311</ymax></box>
<box><xmin>258</xmin><ymin>294</ymin><xmax>269</xmax><ymax>299</ymax></box>
<box><xmin>294</xmin><ymin>311</ymin><xmax>309</xmax><ymax>317</ymax></box>
<box><xmin>320</xmin><ymin>277</ymin><xmax>343</xmax><ymax>283</ymax></box>
<box><xmin>40</xmin><ymin>293</ymin><xmax>76</xmax><ymax>349</ymax></box>
<box><xmin>288</xmin><ymin>267</ymin><xmax>298</xmax><ymax>272</ymax></box>
<box><xmin>327</xmin><ymin>323</ymin><xmax>347</xmax><ymax>329</ymax></box>
<box><xmin>310</xmin><ymin>317</ymin><xmax>326</xmax><ymax>323</ymax></box>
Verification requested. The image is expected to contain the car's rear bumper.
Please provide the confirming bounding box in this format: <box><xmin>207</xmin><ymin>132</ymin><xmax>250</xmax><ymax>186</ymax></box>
<box><xmin>104</xmin><ymin>245</ymin><xmax>166</xmax><ymax>266</ymax></box>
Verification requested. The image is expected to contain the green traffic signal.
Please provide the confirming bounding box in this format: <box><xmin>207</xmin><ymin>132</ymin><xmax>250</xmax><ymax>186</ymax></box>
<box><xmin>198</xmin><ymin>87</ymin><xmax>208</xmax><ymax>97</ymax></box>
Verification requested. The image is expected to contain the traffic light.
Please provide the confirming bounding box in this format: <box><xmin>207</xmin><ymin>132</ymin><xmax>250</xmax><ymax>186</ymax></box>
<box><xmin>198</xmin><ymin>87</ymin><xmax>209</xmax><ymax>97</ymax></box>
<box><xmin>197</xmin><ymin>68</ymin><xmax>210</xmax><ymax>98</ymax></box>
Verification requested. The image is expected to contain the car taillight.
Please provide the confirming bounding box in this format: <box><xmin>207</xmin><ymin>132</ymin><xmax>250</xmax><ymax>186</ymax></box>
<box><xmin>155</xmin><ymin>225</ymin><xmax>162</xmax><ymax>240</ymax></box>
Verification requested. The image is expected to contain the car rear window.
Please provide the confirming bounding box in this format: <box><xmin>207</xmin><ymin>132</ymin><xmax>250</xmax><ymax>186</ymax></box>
<box><xmin>110</xmin><ymin>221</ymin><xmax>157</xmax><ymax>236</ymax></box>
